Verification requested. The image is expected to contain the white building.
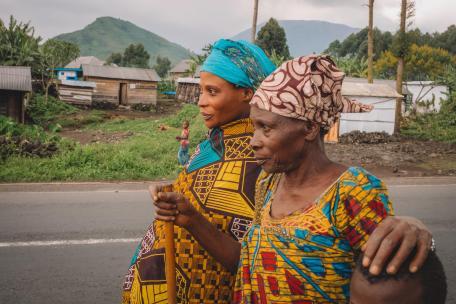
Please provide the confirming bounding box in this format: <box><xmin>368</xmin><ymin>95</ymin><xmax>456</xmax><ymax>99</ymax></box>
<box><xmin>339</xmin><ymin>82</ymin><xmax>402</xmax><ymax>135</ymax></box>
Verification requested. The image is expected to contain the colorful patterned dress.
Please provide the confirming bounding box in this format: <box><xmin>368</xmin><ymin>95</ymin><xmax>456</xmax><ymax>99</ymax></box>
<box><xmin>233</xmin><ymin>167</ymin><xmax>394</xmax><ymax>303</ymax></box>
<box><xmin>122</xmin><ymin>118</ymin><xmax>261</xmax><ymax>304</ymax></box>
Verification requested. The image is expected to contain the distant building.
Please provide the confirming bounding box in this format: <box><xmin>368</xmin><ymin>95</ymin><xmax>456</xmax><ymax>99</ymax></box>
<box><xmin>169</xmin><ymin>59</ymin><xmax>198</xmax><ymax>81</ymax></box>
<box><xmin>81</xmin><ymin>64</ymin><xmax>161</xmax><ymax>106</ymax></box>
<box><xmin>339</xmin><ymin>82</ymin><xmax>402</xmax><ymax>136</ymax></box>
<box><xmin>66</xmin><ymin>56</ymin><xmax>106</xmax><ymax>68</ymax></box>
<box><xmin>344</xmin><ymin>77</ymin><xmax>448</xmax><ymax>114</ymax></box>
<box><xmin>176</xmin><ymin>77</ymin><xmax>200</xmax><ymax>104</ymax></box>
<box><xmin>56</xmin><ymin>56</ymin><xmax>106</xmax><ymax>81</ymax></box>
<box><xmin>404</xmin><ymin>81</ymin><xmax>449</xmax><ymax>113</ymax></box>
<box><xmin>0</xmin><ymin>66</ymin><xmax>32</xmax><ymax>123</ymax></box>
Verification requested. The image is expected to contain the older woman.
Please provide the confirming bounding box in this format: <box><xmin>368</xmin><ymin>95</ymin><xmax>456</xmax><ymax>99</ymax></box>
<box><xmin>153</xmin><ymin>54</ymin><xmax>434</xmax><ymax>303</ymax></box>
<box><xmin>122</xmin><ymin>39</ymin><xmax>276</xmax><ymax>304</ymax></box>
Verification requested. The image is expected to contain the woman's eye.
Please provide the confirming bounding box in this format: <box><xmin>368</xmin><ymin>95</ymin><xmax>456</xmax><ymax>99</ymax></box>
<box><xmin>208</xmin><ymin>89</ymin><xmax>216</xmax><ymax>95</ymax></box>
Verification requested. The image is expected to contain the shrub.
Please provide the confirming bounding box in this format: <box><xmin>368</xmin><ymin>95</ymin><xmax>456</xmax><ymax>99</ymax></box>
<box><xmin>26</xmin><ymin>94</ymin><xmax>78</xmax><ymax>128</ymax></box>
<box><xmin>0</xmin><ymin>115</ymin><xmax>60</xmax><ymax>160</ymax></box>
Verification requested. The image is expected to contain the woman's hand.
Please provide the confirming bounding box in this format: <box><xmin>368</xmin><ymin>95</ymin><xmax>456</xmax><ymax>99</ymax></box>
<box><xmin>150</xmin><ymin>184</ymin><xmax>199</xmax><ymax>228</ymax></box>
<box><xmin>361</xmin><ymin>216</ymin><xmax>433</xmax><ymax>275</ymax></box>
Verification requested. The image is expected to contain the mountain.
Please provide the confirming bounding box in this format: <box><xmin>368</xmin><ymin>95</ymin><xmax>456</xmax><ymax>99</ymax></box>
<box><xmin>54</xmin><ymin>17</ymin><xmax>192</xmax><ymax>65</ymax></box>
<box><xmin>232</xmin><ymin>20</ymin><xmax>360</xmax><ymax>57</ymax></box>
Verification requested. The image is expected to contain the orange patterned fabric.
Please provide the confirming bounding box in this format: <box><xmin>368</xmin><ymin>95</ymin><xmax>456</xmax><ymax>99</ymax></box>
<box><xmin>250</xmin><ymin>55</ymin><xmax>373</xmax><ymax>129</ymax></box>
<box><xmin>233</xmin><ymin>167</ymin><xmax>394</xmax><ymax>303</ymax></box>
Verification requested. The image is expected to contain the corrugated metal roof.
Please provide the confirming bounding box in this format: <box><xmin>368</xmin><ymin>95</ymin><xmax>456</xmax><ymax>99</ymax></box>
<box><xmin>66</xmin><ymin>56</ymin><xmax>105</xmax><ymax>68</ymax></box>
<box><xmin>342</xmin><ymin>82</ymin><xmax>402</xmax><ymax>98</ymax></box>
<box><xmin>60</xmin><ymin>79</ymin><xmax>96</xmax><ymax>88</ymax></box>
<box><xmin>177</xmin><ymin>77</ymin><xmax>200</xmax><ymax>84</ymax></box>
<box><xmin>170</xmin><ymin>59</ymin><xmax>192</xmax><ymax>73</ymax></box>
<box><xmin>344</xmin><ymin>77</ymin><xmax>411</xmax><ymax>95</ymax></box>
<box><xmin>0</xmin><ymin>66</ymin><xmax>32</xmax><ymax>92</ymax></box>
<box><xmin>82</xmin><ymin>64</ymin><xmax>160</xmax><ymax>82</ymax></box>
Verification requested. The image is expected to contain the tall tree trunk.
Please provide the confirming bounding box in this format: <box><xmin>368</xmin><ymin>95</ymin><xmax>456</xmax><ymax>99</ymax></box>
<box><xmin>367</xmin><ymin>0</ymin><xmax>374</xmax><ymax>83</ymax></box>
<box><xmin>251</xmin><ymin>0</ymin><xmax>259</xmax><ymax>43</ymax></box>
<box><xmin>394</xmin><ymin>0</ymin><xmax>407</xmax><ymax>135</ymax></box>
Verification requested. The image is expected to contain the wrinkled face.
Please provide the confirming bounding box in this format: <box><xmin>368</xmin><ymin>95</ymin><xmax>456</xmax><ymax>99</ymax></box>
<box><xmin>349</xmin><ymin>268</ymin><xmax>423</xmax><ymax>304</ymax></box>
<box><xmin>249</xmin><ymin>106</ymin><xmax>316</xmax><ymax>173</ymax></box>
<box><xmin>198</xmin><ymin>72</ymin><xmax>252</xmax><ymax>129</ymax></box>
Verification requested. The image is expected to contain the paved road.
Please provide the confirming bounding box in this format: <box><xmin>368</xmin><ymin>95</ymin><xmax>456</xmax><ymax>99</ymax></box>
<box><xmin>0</xmin><ymin>179</ymin><xmax>454</xmax><ymax>303</ymax></box>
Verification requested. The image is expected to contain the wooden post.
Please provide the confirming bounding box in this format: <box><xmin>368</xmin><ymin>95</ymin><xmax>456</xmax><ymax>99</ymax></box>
<box><xmin>367</xmin><ymin>0</ymin><xmax>375</xmax><ymax>84</ymax></box>
<box><xmin>150</xmin><ymin>184</ymin><xmax>176</xmax><ymax>304</ymax></box>
<box><xmin>164</xmin><ymin>221</ymin><xmax>177</xmax><ymax>304</ymax></box>
<box><xmin>251</xmin><ymin>0</ymin><xmax>259</xmax><ymax>42</ymax></box>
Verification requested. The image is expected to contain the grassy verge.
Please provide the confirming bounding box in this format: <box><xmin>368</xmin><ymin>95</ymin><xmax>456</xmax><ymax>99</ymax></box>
<box><xmin>0</xmin><ymin>104</ymin><xmax>206</xmax><ymax>182</ymax></box>
<box><xmin>401</xmin><ymin>111</ymin><xmax>456</xmax><ymax>143</ymax></box>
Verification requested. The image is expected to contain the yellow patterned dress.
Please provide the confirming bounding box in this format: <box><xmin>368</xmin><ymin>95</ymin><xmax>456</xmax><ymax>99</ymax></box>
<box><xmin>233</xmin><ymin>167</ymin><xmax>394</xmax><ymax>303</ymax></box>
<box><xmin>122</xmin><ymin>118</ymin><xmax>261</xmax><ymax>304</ymax></box>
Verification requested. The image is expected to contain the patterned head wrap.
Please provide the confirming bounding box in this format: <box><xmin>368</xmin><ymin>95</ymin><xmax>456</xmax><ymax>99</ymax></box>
<box><xmin>201</xmin><ymin>39</ymin><xmax>276</xmax><ymax>90</ymax></box>
<box><xmin>250</xmin><ymin>55</ymin><xmax>373</xmax><ymax>129</ymax></box>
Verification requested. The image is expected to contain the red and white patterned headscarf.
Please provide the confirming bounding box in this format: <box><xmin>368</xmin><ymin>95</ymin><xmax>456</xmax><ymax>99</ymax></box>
<box><xmin>250</xmin><ymin>55</ymin><xmax>373</xmax><ymax>129</ymax></box>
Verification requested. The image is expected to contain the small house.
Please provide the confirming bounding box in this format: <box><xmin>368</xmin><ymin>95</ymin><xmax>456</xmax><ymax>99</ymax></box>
<box><xmin>404</xmin><ymin>81</ymin><xmax>449</xmax><ymax>113</ymax></box>
<box><xmin>170</xmin><ymin>59</ymin><xmax>196</xmax><ymax>81</ymax></box>
<box><xmin>81</xmin><ymin>64</ymin><xmax>161</xmax><ymax>106</ymax></box>
<box><xmin>58</xmin><ymin>79</ymin><xmax>96</xmax><ymax>106</ymax></box>
<box><xmin>0</xmin><ymin>66</ymin><xmax>32</xmax><ymax>123</ymax></box>
<box><xmin>176</xmin><ymin>77</ymin><xmax>200</xmax><ymax>104</ymax></box>
<box><xmin>338</xmin><ymin>82</ymin><xmax>402</xmax><ymax>136</ymax></box>
<box><xmin>56</xmin><ymin>56</ymin><xmax>106</xmax><ymax>81</ymax></box>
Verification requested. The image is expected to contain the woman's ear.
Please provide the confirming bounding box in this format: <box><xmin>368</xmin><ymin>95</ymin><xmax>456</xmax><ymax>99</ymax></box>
<box><xmin>242</xmin><ymin>88</ymin><xmax>254</xmax><ymax>103</ymax></box>
<box><xmin>304</xmin><ymin>123</ymin><xmax>321</xmax><ymax>141</ymax></box>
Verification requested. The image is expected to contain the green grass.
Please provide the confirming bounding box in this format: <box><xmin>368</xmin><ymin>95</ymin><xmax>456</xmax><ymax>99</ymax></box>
<box><xmin>0</xmin><ymin>104</ymin><xmax>207</xmax><ymax>182</ymax></box>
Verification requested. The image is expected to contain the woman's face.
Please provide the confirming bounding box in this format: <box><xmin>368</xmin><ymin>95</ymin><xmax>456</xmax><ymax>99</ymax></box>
<box><xmin>249</xmin><ymin>106</ymin><xmax>317</xmax><ymax>173</ymax></box>
<box><xmin>198</xmin><ymin>72</ymin><xmax>252</xmax><ymax>129</ymax></box>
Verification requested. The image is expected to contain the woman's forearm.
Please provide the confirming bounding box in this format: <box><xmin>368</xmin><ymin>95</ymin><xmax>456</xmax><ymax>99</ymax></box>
<box><xmin>186</xmin><ymin>212</ymin><xmax>241</xmax><ymax>273</ymax></box>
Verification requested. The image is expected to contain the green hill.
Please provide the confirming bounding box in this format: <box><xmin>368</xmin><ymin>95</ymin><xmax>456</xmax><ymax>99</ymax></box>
<box><xmin>232</xmin><ymin>20</ymin><xmax>360</xmax><ymax>57</ymax></box>
<box><xmin>53</xmin><ymin>16</ymin><xmax>192</xmax><ymax>65</ymax></box>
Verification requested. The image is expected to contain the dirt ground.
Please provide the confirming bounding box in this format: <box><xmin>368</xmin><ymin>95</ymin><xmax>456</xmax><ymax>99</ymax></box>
<box><xmin>327</xmin><ymin>132</ymin><xmax>456</xmax><ymax>177</ymax></box>
<box><xmin>58</xmin><ymin>101</ymin><xmax>456</xmax><ymax>178</ymax></box>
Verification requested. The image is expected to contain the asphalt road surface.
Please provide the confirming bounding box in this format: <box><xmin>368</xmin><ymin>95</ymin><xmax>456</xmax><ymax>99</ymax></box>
<box><xmin>0</xmin><ymin>178</ymin><xmax>455</xmax><ymax>303</ymax></box>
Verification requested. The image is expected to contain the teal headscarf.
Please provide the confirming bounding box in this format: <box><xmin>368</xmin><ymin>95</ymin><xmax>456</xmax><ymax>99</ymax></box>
<box><xmin>201</xmin><ymin>39</ymin><xmax>276</xmax><ymax>90</ymax></box>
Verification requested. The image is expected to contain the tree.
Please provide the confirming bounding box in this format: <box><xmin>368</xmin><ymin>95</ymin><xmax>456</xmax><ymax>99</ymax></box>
<box><xmin>0</xmin><ymin>15</ymin><xmax>41</xmax><ymax>74</ymax></box>
<box><xmin>334</xmin><ymin>56</ymin><xmax>368</xmax><ymax>78</ymax></box>
<box><xmin>122</xmin><ymin>43</ymin><xmax>150</xmax><ymax>68</ymax></box>
<box><xmin>106</xmin><ymin>52</ymin><xmax>122</xmax><ymax>66</ymax></box>
<box><xmin>153</xmin><ymin>55</ymin><xmax>171</xmax><ymax>78</ymax></box>
<box><xmin>106</xmin><ymin>43</ymin><xmax>150</xmax><ymax>68</ymax></box>
<box><xmin>394</xmin><ymin>0</ymin><xmax>415</xmax><ymax>134</ymax></box>
<box><xmin>367</xmin><ymin>0</ymin><xmax>375</xmax><ymax>83</ymax></box>
<box><xmin>39</xmin><ymin>39</ymin><xmax>80</xmax><ymax>100</ymax></box>
<box><xmin>256</xmin><ymin>18</ymin><xmax>290</xmax><ymax>59</ymax></box>
<box><xmin>375</xmin><ymin>44</ymin><xmax>456</xmax><ymax>81</ymax></box>
<box><xmin>251</xmin><ymin>0</ymin><xmax>259</xmax><ymax>42</ymax></box>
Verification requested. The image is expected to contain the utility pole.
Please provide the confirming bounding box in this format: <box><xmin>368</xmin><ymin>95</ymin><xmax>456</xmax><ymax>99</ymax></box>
<box><xmin>251</xmin><ymin>0</ymin><xmax>259</xmax><ymax>43</ymax></box>
<box><xmin>367</xmin><ymin>0</ymin><xmax>374</xmax><ymax>83</ymax></box>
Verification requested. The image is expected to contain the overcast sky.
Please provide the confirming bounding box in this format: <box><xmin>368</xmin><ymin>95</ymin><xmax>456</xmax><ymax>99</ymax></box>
<box><xmin>1</xmin><ymin>0</ymin><xmax>454</xmax><ymax>52</ymax></box>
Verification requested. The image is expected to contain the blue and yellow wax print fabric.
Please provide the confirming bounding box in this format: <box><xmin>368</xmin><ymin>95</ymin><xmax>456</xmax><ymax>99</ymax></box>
<box><xmin>122</xmin><ymin>118</ymin><xmax>261</xmax><ymax>304</ymax></box>
<box><xmin>233</xmin><ymin>167</ymin><xmax>394</xmax><ymax>304</ymax></box>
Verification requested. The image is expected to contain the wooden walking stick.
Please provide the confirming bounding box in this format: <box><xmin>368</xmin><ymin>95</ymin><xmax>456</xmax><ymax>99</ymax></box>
<box><xmin>151</xmin><ymin>184</ymin><xmax>177</xmax><ymax>304</ymax></box>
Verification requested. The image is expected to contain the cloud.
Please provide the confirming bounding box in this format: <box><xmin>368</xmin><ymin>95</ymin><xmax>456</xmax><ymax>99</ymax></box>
<box><xmin>1</xmin><ymin>0</ymin><xmax>454</xmax><ymax>52</ymax></box>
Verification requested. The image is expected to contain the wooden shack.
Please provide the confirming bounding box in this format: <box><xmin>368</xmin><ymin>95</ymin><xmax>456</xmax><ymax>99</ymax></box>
<box><xmin>169</xmin><ymin>60</ymin><xmax>192</xmax><ymax>81</ymax></box>
<box><xmin>81</xmin><ymin>64</ymin><xmax>161</xmax><ymax>106</ymax></box>
<box><xmin>58</xmin><ymin>80</ymin><xmax>96</xmax><ymax>106</ymax></box>
<box><xmin>176</xmin><ymin>77</ymin><xmax>200</xmax><ymax>104</ymax></box>
<box><xmin>0</xmin><ymin>66</ymin><xmax>32</xmax><ymax>123</ymax></box>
